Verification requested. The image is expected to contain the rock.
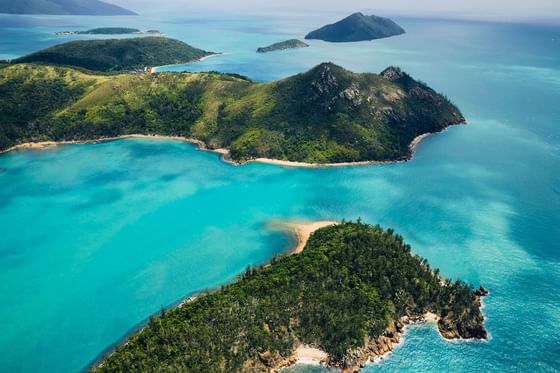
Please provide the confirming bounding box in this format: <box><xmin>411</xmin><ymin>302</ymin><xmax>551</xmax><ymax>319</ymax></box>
<box><xmin>475</xmin><ymin>285</ymin><xmax>489</xmax><ymax>297</ymax></box>
<box><xmin>381</xmin><ymin>66</ymin><xmax>405</xmax><ymax>81</ymax></box>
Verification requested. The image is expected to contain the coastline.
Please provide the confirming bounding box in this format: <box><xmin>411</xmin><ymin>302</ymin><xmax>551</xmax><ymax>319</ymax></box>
<box><xmin>87</xmin><ymin>219</ymin><xmax>487</xmax><ymax>373</ymax></box>
<box><xmin>277</xmin><ymin>312</ymin><xmax>441</xmax><ymax>372</ymax></box>
<box><xmin>267</xmin><ymin>220</ymin><xmax>339</xmax><ymax>254</ymax></box>
<box><xmin>0</xmin><ymin>129</ymin><xmax>446</xmax><ymax>168</ymax></box>
<box><xmin>150</xmin><ymin>52</ymin><xmax>224</xmax><ymax>73</ymax></box>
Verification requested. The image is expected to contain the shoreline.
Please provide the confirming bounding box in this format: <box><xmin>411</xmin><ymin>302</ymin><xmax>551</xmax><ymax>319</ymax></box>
<box><xmin>277</xmin><ymin>312</ymin><xmax>441</xmax><ymax>372</ymax></box>
<box><xmin>267</xmin><ymin>220</ymin><xmax>339</xmax><ymax>254</ymax></box>
<box><xmin>151</xmin><ymin>52</ymin><xmax>224</xmax><ymax>73</ymax></box>
<box><xmin>0</xmin><ymin>129</ymin><xmax>446</xmax><ymax>168</ymax></box>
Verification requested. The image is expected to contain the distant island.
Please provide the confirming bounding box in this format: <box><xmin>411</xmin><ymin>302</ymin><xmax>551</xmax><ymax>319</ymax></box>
<box><xmin>13</xmin><ymin>37</ymin><xmax>213</xmax><ymax>72</ymax></box>
<box><xmin>305</xmin><ymin>12</ymin><xmax>405</xmax><ymax>42</ymax></box>
<box><xmin>257</xmin><ymin>39</ymin><xmax>309</xmax><ymax>53</ymax></box>
<box><xmin>92</xmin><ymin>221</ymin><xmax>488</xmax><ymax>372</ymax></box>
<box><xmin>0</xmin><ymin>60</ymin><xmax>465</xmax><ymax>164</ymax></box>
<box><xmin>55</xmin><ymin>28</ymin><xmax>162</xmax><ymax>36</ymax></box>
<box><xmin>0</xmin><ymin>0</ymin><xmax>136</xmax><ymax>15</ymax></box>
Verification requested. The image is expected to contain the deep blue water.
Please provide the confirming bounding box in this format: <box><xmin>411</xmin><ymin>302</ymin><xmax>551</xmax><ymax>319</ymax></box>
<box><xmin>0</xmin><ymin>11</ymin><xmax>559</xmax><ymax>373</ymax></box>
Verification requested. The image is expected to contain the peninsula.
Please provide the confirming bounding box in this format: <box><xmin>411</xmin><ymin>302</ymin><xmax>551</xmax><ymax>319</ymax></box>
<box><xmin>13</xmin><ymin>37</ymin><xmax>212</xmax><ymax>72</ymax></box>
<box><xmin>257</xmin><ymin>39</ymin><xmax>309</xmax><ymax>53</ymax></box>
<box><xmin>0</xmin><ymin>0</ymin><xmax>136</xmax><ymax>15</ymax></box>
<box><xmin>0</xmin><ymin>60</ymin><xmax>465</xmax><ymax>164</ymax></box>
<box><xmin>92</xmin><ymin>221</ymin><xmax>488</xmax><ymax>372</ymax></box>
<box><xmin>55</xmin><ymin>28</ymin><xmax>162</xmax><ymax>36</ymax></box>
<box><xmin>305</xmin><ymin>12</ymin><xmax>405</xmax><ymax>43</ymax></box>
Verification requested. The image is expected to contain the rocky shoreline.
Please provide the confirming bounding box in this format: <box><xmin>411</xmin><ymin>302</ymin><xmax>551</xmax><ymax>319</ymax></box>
<box><xmin>270</xmin><ymin>285</ymin><xmax>489</xmax><ymax>373</ymax></box>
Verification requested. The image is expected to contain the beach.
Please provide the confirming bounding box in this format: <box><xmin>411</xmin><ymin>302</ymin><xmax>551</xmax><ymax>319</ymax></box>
<box><xmin>267</xmin><ymin>220</ymin><xmax>339</xmax><ymax>254</ymax></box>
<box><xmin>0</xmin><ymin>131</ymin><xmax>439</xmax><ymax>169</ymax></box>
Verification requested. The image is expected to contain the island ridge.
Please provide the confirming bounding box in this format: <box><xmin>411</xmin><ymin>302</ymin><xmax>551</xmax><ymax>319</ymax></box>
<box><xmin>0</xmin><ymin>0</ymin><xmax>137</xmax><ymax>15</ymax></box>
<box><xmin>0</xmin><ymin>61</ymin><xmax>465</xmax><ymax>164</ymax></box>
<box><xmin>305</xmin><ymin>12</ymin><xmax>405</xmax><ymax>42</ymax></box>
<box><xmin>13</xmin><ymin>37</ymin><xmax>213</xmax><ymax>73</ymax></box>
<box><xmin>257</xmin><ymin>39</ymin><xmax>310</xmax><ymax>53</ymax></box>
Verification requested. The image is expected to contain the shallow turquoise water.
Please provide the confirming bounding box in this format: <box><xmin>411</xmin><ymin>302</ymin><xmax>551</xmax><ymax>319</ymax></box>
<box><xmin>0</xmin><ymin>11</ymin><xmax>559</xmax><ymax>373</ymax></box>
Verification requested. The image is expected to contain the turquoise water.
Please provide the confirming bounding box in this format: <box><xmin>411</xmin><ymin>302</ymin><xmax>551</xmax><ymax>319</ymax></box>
<box><xmin>1</xmin><ymin>11</ymin><xmax>560</xmax><ymax>373</ymax></box>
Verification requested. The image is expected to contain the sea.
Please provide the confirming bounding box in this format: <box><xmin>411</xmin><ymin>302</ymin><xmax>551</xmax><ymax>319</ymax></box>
<box><xmin>0</xmin><ymin>10</ymin><xmax>559</xmax><ymax>373</ymax></box>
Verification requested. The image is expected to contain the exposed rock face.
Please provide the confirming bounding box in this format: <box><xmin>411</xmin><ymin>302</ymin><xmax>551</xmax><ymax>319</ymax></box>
<box><xmin>308</xmin><ymin>63</ymin><xmax>343</xmax><ymax>111</ymax></box>
<box><xmin>381</xmin><ymin>66</ymin><xmax>406</xmax><ymax>81</ymax></box>
<box><xmin>438</xmin><ymin>285</ymin><xmax>489</xmax><ymax>340</ymax></box>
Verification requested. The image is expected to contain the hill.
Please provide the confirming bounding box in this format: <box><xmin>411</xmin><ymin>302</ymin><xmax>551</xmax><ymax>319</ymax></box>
<box><xmin>0</xmin><ymin>63</ymin><xmax>465</xmax><ymax>163</ymax></box>
<box><xmin>92</xmin><ymin>222</ymin><xmax>487</xmax><ymax>372</ymax></box>
<box><xmin>0</xmin><ymin>0</ymin><xmax>136</xmax><ymax>15</ymax></box>
<box><xmin>13</xmin><ymin>37</ymin><xmax>212</xmax><ymax>72</ymax></box>
<box><xmin>305</xmin><ymin>12</ymin><xmax>405</xmax><ymax>43</ymax></box>
<box><xmin>257</xmin><ymin>39</ymin><xmax>309</xmax><ymax>53</ymax></box>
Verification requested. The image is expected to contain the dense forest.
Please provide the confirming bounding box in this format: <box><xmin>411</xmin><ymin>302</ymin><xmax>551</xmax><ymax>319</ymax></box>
<box><xmin>0</xmin><ymin>62</ymin><xmax>465</xmax><ymax>163</ymax></box>
<box><xmin>93</xmin><ymin>222</ymin><xmax>486</xmax><ymax>372</ymax></box>
<box><xmin>13</xmin><ymin>37</ymin><xmax>211</xmax><ymax>72</ymax></box>
<box><xmin>257</xmin><ymin>39</ymin><xmax>309</xmax><ymax>53</ymax></box>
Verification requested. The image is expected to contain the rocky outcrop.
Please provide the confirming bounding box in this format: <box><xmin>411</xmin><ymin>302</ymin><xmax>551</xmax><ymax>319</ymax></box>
<box><xmin>438</xmin><ymin>285</ymin><xmax>489</xmax><ymax>340</ymax></box>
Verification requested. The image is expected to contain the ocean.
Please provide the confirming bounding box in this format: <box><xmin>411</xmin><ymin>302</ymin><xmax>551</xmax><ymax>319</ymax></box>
<box><xmin>0</xmin><ymin>10</ymin><xmax>559</xmax><ymax>373</ymax></box>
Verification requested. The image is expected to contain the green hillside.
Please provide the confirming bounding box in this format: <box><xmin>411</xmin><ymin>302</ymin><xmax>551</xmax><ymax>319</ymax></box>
<box><xmin>14</xmin><ymin>37</ymin><xmax>212</xmax><ymax>72</ymax></box>
<box><xmin>0</xmin><ymin>63</ymin><xmax>465</xmax><ymax>163</ymax></box>
<box><xmin>93</xmin><ymin>222</ymin><xmax>487</xmax><ymax>372</ymax></box>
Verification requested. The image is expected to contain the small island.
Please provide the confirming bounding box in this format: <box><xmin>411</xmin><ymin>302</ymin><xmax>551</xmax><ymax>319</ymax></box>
<box><xmin>0</xmin><ymin>0</ymin><xmax>136</xmax><ymax>15</ymax></box>
<box><xmin>257</xmin><ymin>39</ymin><xmax>309</xmax><ymax>53</ymax></box>
<box><xmin>92</xmin><ymin>221</ymin><xmax>488</xmax><ymax>372</ymax></box>
<box><xmin>305</xmin><ymin>12</ymin><xmax>405</xmax><ymax>43</ymax></box>
<box><xmin>0</xmin><ymin>60</ymin><xmax>465</xmax><ymax>164</ymax></box>
<box><xmin>13</xmin><ymin>37</ymin><xmax>213</xmax><ymax>72</ymax></box>
<box><xmin>55</xmin><ymin>28</ymin><xmax>163</xmax><ymax>36</ymax></box>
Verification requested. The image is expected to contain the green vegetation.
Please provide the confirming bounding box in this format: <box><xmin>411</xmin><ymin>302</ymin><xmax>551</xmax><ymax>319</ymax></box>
<box><xmin>14</xmin><ymin>37</ymin><xmax>212</xmax><ymax>72</ymax></box>
<box><xmin>0</xmin><ymin>63</ymin><xmax>465</xmax><ymax>163</ymax></box>
<box><xmin>0</xmin><ymin>0</ymin><xmax>136</xmax><ymax>15</ymax></box>
<box><xmin>93</xmin><ymin>222</ymin><xmax>486</xmax><ymax>372</ymax></box>
<box><xmin>56</xmin><ymin>27</ymin><xmax>142</xmax><ymax>35</ymax></box>
<box><xmin>257</xmin><ymin>39</ymin><xmax>309</xmax><ymax>53</ymax></box>
<box><xmin>305</xmin><ymin>12</ymin><xmax>405</xmax><ymax>43</ymax></box>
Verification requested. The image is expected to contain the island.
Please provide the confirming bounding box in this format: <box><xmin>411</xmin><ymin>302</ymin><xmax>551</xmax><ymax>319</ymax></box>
<box><xmin>305</xmin><ymin>12</ymin><xmax>405</xmax><ymax>43</ymax></box>
<box><xmin>0</xmin><ymin>60</ymin><xmax>466</xmax><ymax>164</ymax></box>
<box><xmin>55</xmin><ymin>28</ymin><xmax>163</xmax><ymax>36</ymax></box>
<box><xmin>257</xmin><ymin>39</ymin><xmax>309</xmax><ymax>53</ymax></box>
<box><xmin>0</xmin><ymin>0</ymin><xmax>136</xmax><ymax>15</ymax></box>
<box><xmin>13</xmin><ymin>37</ymin><xmax>213</xmax><ymax>72</ymax></box>
<box><xmin>91</xmin><ymin>221</ymin><xmax>488</xmax><ymax>372</ymax></box>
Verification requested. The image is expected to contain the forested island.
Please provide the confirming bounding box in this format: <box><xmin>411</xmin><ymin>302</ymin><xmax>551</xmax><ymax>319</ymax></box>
<box><xmin>0</xmin><ymin>0</ymin><xmax>136</xmax><ymax>15</ymax></box>
<box><xmin>13</xmin><ymin>37</ymin><xmax>212</xmax><ymax>72</ymax></box>
<box><xmin>257</xmin><ymin>39</ymin><xmax>309</xmax><ymax>53</ymax></box>
<box><xmin>92</xmin><ymin>222</ymin><xmax>488</xmax><ymax>372</ymax></box>
<box><xmin>306</xmin><ymin>12</ymin><xmax>405</xmax><ymax>42</ymax></box>
<box><xmin>55</xmin><ymin>28</ymin><xmax>162</xmax><ymax>36</ymax></box>
<box><xmin>0</xmin><ymin>61</ymin><xmax>465</xmax><ymax>164</ymax></box>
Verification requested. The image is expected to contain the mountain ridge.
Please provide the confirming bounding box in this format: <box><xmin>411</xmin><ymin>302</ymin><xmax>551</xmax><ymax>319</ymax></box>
<box><xmin>0</xmin><ymin>0</ymin><xmax>136</xmax><ymax>15</ymax></box>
